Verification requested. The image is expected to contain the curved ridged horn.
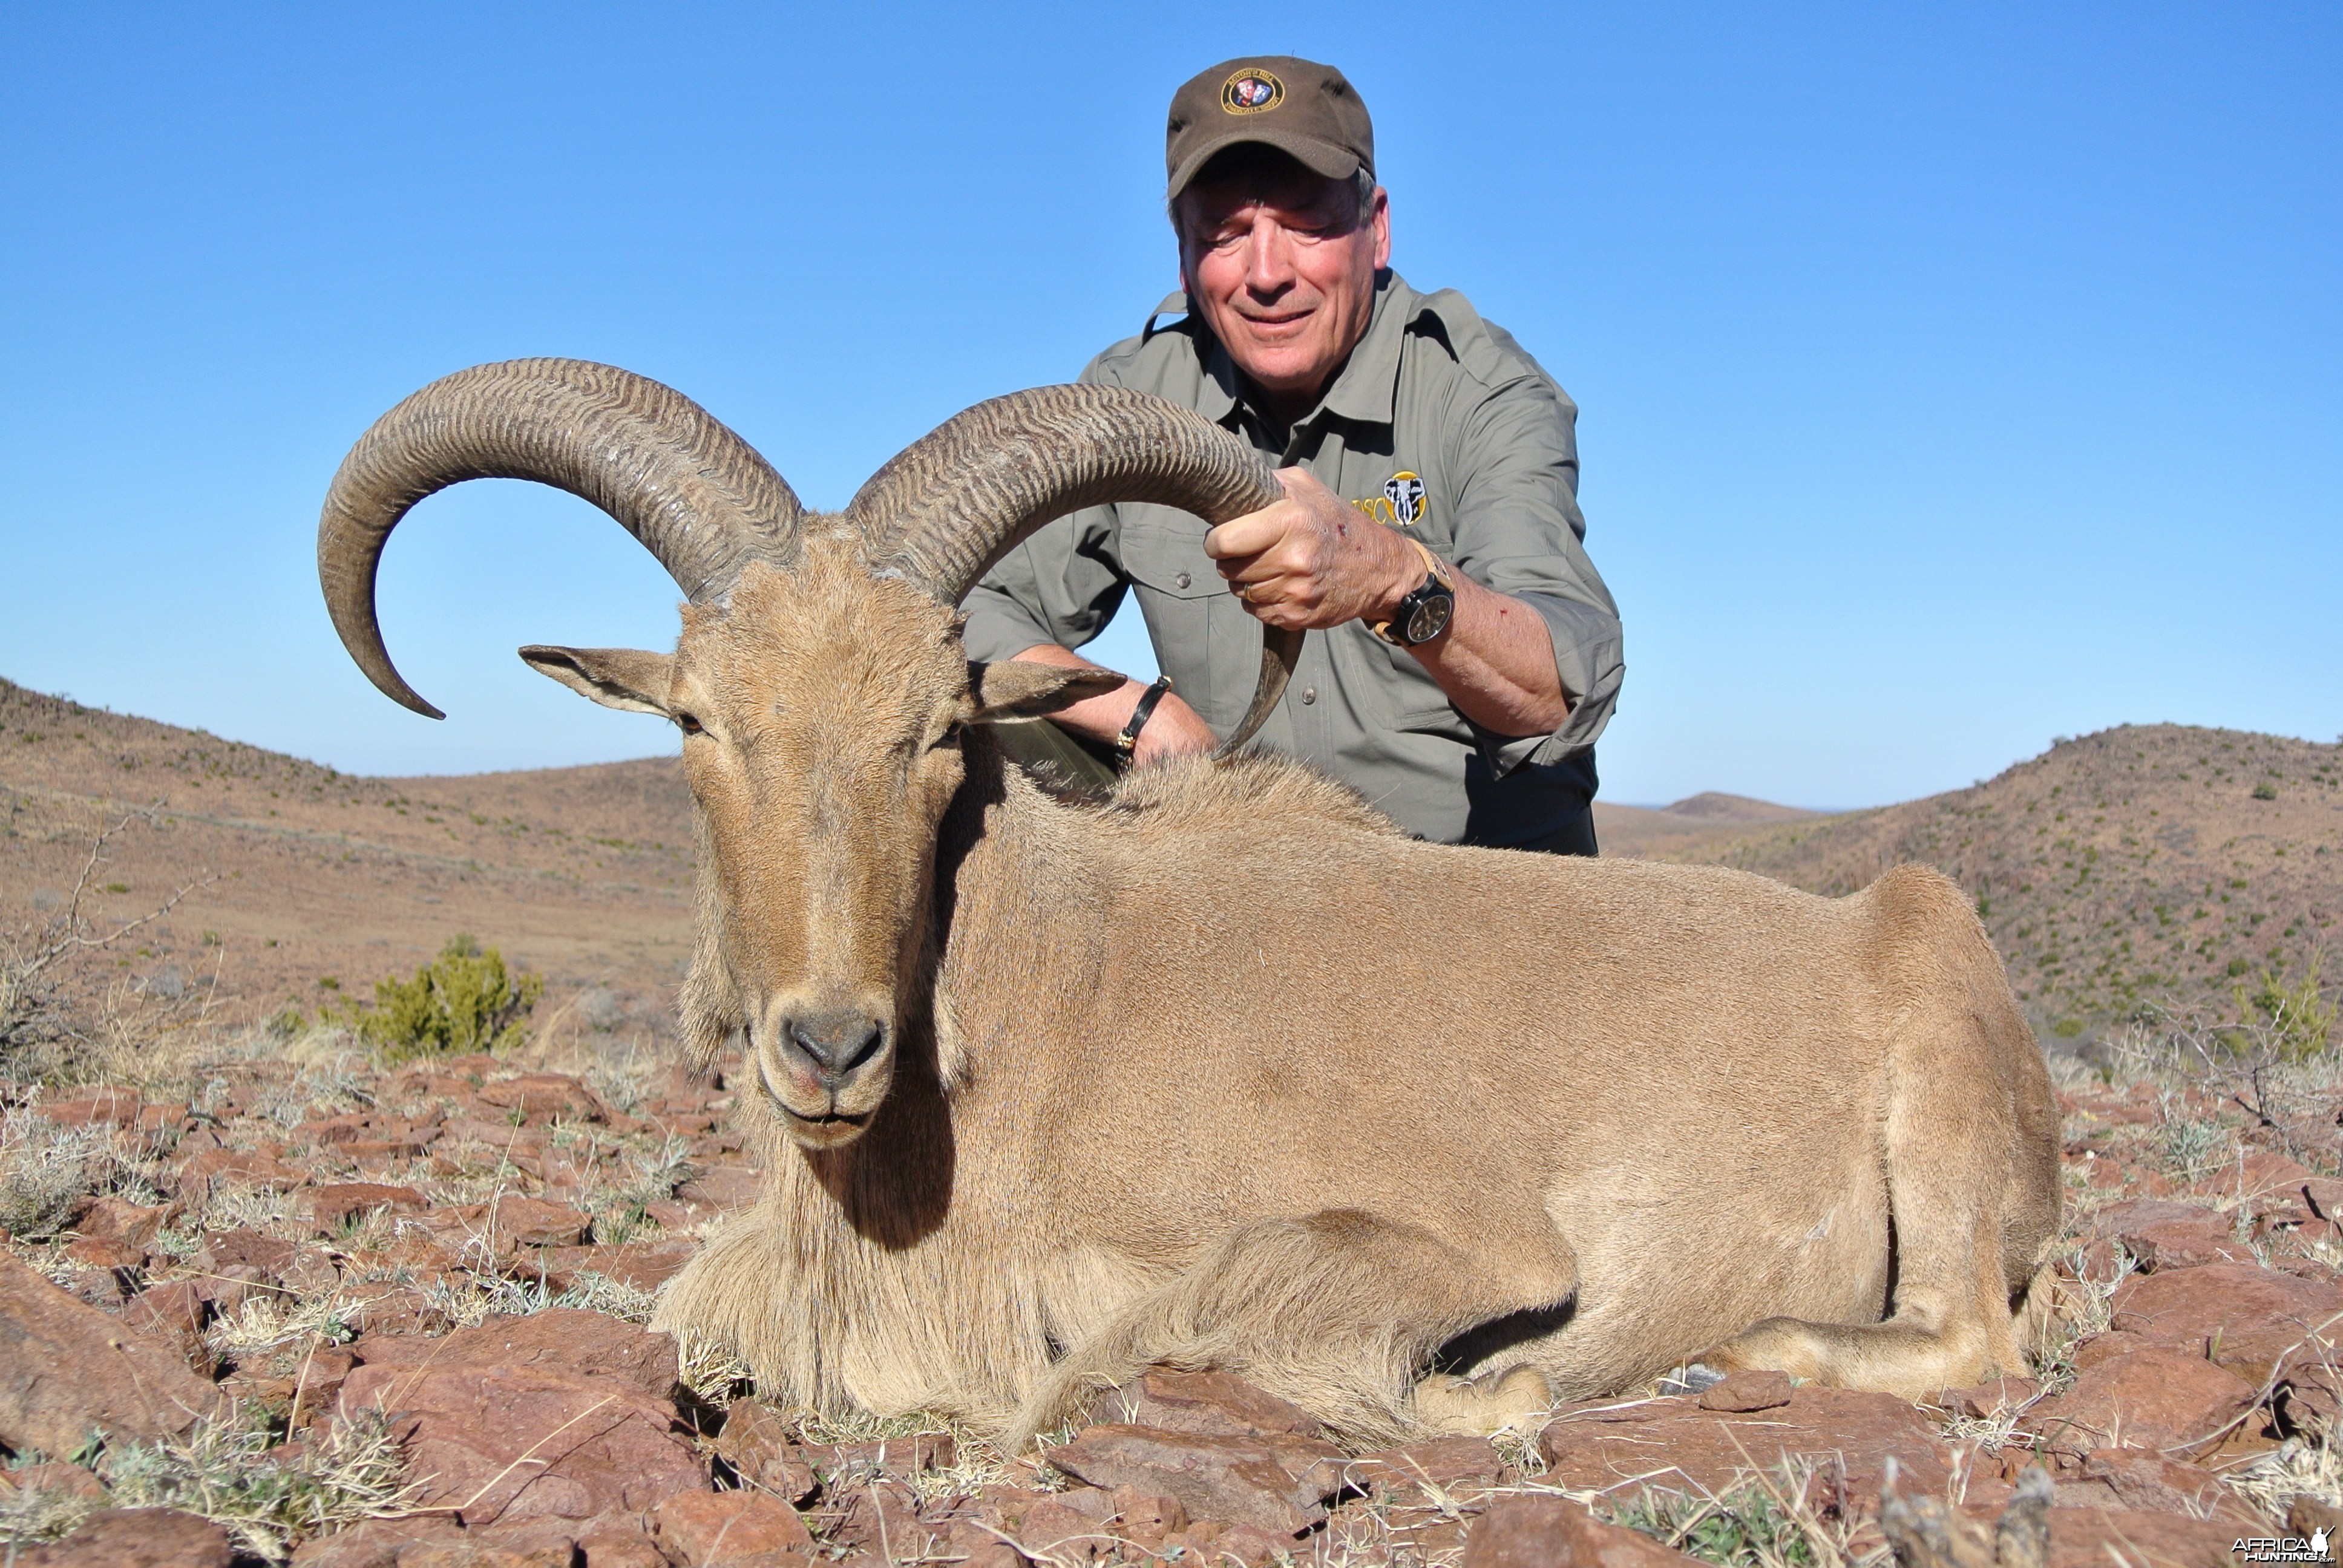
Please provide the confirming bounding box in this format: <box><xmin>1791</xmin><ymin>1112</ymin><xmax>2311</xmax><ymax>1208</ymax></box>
<box><xmin>318</xmin><ymin>358</ymin><xmax>802</xmax><ymax>718</ymax></box>
<box><xmin>848</xmin><ymin>385</ymin><xmax>1301</xmax><ymax>755</ymax></box>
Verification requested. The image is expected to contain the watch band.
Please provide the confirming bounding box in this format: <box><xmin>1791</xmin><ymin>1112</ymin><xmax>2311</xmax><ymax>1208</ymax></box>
<box><xmin>1369</xmin><ymin>540</ymin><xmax>1457</xmax><ymax>644</ymax></box>
<box><xmin>1114</xmin><ymin>676</ymin><xmax>1173</xmax><ymax>762</ymax></box>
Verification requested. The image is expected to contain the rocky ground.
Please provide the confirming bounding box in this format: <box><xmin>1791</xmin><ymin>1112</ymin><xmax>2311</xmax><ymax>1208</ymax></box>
<box><xmin>2</xmin><ymin>1031</ymin><xmax>2340</xmax><ymax>1567</ymax></box>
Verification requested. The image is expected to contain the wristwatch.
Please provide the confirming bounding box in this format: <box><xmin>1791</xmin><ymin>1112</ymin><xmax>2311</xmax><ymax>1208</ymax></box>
<box><xmin>1369</xmin><ymin>540</ymin><xmax>1457</xmax><ymax>647</ymax></box>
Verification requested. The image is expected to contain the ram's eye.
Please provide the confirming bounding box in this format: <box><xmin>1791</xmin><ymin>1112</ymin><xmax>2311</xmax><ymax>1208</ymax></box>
<box><xmin>676</xmin><ymin>712</ymin><xmax>704</xmax><ymax>736</ymax></box>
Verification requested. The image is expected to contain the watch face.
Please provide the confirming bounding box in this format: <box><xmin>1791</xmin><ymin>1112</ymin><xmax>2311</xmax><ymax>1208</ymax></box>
<box><xmin>1404</xmin><ymin>592</ymin><xmax>1454</xmax><ymax>645</ymax></box>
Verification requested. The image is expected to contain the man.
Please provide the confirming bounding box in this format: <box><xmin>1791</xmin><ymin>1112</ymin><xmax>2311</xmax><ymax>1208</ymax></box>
<box><xmin>962</xmin><ymin>56</ymin><xmax>1623</xmax><ymax>852</ymax></box>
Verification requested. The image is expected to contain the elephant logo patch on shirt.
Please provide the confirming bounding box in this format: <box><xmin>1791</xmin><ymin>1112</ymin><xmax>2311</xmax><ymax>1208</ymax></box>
<box><xmin>1351</xmin><ymin>471</ymin><xmax>1430</xmax><ymax>530</ymax></box>
<box><xmin>1383</xmin><ymin>471</ymin><xmax>1427</xmax><ymax>528</ymax></box>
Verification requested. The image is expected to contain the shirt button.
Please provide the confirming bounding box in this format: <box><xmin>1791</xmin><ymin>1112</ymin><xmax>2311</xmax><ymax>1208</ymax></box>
<box><xmin>1300</xmin><ymin>687</ymin><xmax>1317</xmax><ymax>705</ymax></box>
<box><xmin>1174</xmin><ymin>571</ymin><xmax>1191</xmax><ymax>589</ymax></box>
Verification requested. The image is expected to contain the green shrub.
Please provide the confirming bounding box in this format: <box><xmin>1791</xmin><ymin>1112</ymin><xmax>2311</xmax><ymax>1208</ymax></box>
<box><xmin>332</xmin><ymin>934</ymin><xmax>543</xmax><ymax>1063</ymax></box>
<box><xmin>2229</xmin><ymin>955</ymin><xmax>2335</xmax><ymax>1062</ymax></box>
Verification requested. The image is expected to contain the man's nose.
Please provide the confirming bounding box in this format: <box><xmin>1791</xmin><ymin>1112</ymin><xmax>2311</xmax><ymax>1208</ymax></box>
<box><xmin>781</xmin><ymin>1008</ymin><xmax>886</xmax><ymax>1086</ymax></box>
<box><xmin>1244</xmin><ymin>212</ymin><xmax>1296</xmax><ymax>295</ymax></box>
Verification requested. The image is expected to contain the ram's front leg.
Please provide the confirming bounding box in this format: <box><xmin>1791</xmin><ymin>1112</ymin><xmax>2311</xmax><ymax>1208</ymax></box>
<box><xmin>1003</xmin><ymin>1207</ymin><xmax>1578</xmax><ymax>1451</ymax></box>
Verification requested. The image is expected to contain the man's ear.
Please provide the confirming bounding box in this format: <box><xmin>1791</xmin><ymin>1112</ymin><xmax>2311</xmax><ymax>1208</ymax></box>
<box><xmin>519</xmin><ymin>645</ymin><xmax>674</xmax><ymax>716</ymax></box>
<box><xmin>966</xmin><ymin>660</ymin><xmax>1127</xmax><ymax>723</ymax></box>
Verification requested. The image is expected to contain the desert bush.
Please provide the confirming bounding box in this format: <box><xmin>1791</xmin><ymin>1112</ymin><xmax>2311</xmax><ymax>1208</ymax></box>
<box><xmin>1</xmin><ymin>802</ymin><xmax>213</xmax><ymax>1083</ymax></box>
<box><xmin>330</xmin><ymin>933</ymin><xmax>544</xmax><ymax>1063</ymax></box>
<box><xmin>96</xmin><ymin>1406</ymin><xmax>410</xmax><ymax>1560</ymax></box>
<box><xmin>1605</xmin><ymin>1459</ymin><xmax>1867</xmax><ymax>1568</ymax></box>
<box><xmin>2231</xmin><ymin>955</ymin><xmax>2336</xmax><ymax>1062</ymax></box>
<box><xmin>0</xmin><ymin>1109</ymin><xmax>110</xmax><ymax>1238</ymax></box>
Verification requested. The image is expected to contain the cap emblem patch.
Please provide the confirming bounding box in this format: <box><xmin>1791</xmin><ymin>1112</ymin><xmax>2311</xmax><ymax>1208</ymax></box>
<box><xmin>1221</xmin><ymin>68</ymin><xmax>1285</xmax><ymax>115</ymax></box>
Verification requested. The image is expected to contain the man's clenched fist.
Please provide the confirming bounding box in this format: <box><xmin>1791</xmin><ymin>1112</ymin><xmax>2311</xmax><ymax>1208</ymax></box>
<box><xmin>1204</xmin><ymin>468</ymin><xmax>1425</xmax><ymax>633</ymax></box>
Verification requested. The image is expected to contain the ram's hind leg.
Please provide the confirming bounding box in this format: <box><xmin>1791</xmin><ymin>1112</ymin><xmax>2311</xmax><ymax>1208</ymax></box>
<box><xmin>1003</xmin><ymin>1208</ymin><xmax>1576</xmax><ymax>1451</ymax></box>
<box><xmin>1702</xmin><ymin>869</ymin><xmax>2062</xmax><ymax>1402</ymax></box>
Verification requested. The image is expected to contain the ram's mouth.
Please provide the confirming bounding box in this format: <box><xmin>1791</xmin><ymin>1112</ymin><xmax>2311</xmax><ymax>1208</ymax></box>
<box><xmin>780</xmin><ymin>1104</ymin><xmax>869</xmax><ymax>1130</ymax></box>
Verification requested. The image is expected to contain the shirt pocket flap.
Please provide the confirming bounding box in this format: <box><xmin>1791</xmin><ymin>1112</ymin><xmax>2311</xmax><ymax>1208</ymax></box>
<box><xmin>1120</xmin><ymin>519</ymin><xmax>1222</xmax><ymax>600</ymax></box>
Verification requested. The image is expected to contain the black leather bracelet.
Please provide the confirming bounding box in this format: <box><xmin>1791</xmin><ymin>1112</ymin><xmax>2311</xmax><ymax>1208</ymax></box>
<box><xmin>1114</xmin><ymin>676</ymin><xmax>1173</xmax><ymax>762</ymax></box>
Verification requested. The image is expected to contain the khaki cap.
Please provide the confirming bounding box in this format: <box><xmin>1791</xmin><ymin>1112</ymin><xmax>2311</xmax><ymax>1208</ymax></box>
<box><xmin>1165</xmin><ymin>56</ymin><xmax>1375</xmax><ymax>200</ymax></box>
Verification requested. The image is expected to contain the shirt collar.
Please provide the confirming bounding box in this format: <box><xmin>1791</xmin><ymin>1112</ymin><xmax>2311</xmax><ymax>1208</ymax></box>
<box><xmin>1158</xmin><ymin>271</ymin><xmax>1418</xmax><ymax>436</ymax></box>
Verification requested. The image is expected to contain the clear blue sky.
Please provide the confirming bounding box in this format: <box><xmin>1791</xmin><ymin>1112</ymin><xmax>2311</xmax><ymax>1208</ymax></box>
<box><xmin>3</xmin><ymin>4</ymin><xmax>2335</xmax><ymax>809</ymax></box>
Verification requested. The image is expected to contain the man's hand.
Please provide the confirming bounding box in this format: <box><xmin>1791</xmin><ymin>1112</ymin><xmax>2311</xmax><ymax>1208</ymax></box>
<box><xmin>1006</xmin><ymin>644</ymin><xmax>1217</xmax><ymax>765</ymax></box>
<box><xmin>1205</xmin><ymin>467</ymin><xmax>1419</xmax><ymax>631</ymax></box>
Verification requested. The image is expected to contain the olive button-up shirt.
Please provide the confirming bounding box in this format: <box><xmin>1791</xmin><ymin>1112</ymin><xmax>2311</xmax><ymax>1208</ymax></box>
<box><xmin>961</xmin><ymin>272</ymin><xmax>1625</xmax><ymax>849</ymax></box>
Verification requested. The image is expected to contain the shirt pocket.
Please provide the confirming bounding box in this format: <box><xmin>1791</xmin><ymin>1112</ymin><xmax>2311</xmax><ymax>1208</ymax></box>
<box><xmin>1119</xmin><ymin>517</ymin><xmax>1221</xmax><ymax>602</ymax></box>
<box><xmin>1118</xmin><ymin>515</ymin><xmax>1247</xmax><ymax>732</ymax></box>
<box><xmin>1329</xmin><ymin>621</ymin><xmax>1467</xmax><ymax>738</ymax></box>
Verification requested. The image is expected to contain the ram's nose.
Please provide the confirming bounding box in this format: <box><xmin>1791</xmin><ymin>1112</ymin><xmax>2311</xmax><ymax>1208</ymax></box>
<box><xmin>780</xmin><ymin>1007</ymin><xmax>888</xmax><ymax>1089</ymax></box>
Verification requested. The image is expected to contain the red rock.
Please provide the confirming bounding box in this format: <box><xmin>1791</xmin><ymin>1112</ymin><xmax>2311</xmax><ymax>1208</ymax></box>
<box><xmin>2071</xmin><ymin>1330</ymin><xmax>2153</xmax><ymax>1372</ymax></box>
<box><xmin>675</xmin><ymin>1163</ymin><xmax>763</xmax><ymax>1211</ymax></box>
<box><xmin>439</xmin><ymin>1117</ymin><xmax>547</xmax><ymax>1151</ymax></box>
<box><xmin>8</xmin><ymin>1506</ymin><xmax>234</xmax><ymax>1567</ymax></box>
<box><xmin>286</xmin><ymin>1516</ymin><xmax>468</xmax><ymax>1567</ymax></box>
<box><xmin>2045</xmin><ymin>1504</ymin><xmax>2238</xmax><ymax>1568</ymax></box>
<box><xmin>574</xmin><ymin>1514</ymin><xmax>671</xmax><ymax>1567</ymax></box>
<box><xmin>478</xmin><ymin>1073</ymin><xmax>609</xmax><ymax>1125</ymax></box>
<box><xmin>120</xmin><ymin>1281</ymin><xmax>214</xmax><ymax>1374</ymax></box>
<box><xmin>1343</xmin><ymin>1434</ymin><xmax>1507</xmax><ymax>1503</ymax></box>
<box><xmin>2241</xmin><ymin>1152</ymin><xmax>2316</xmax><ymax>1207</ymax></box>
<box><xmin>2110</xmin><ymin>1262</ymin><xmax>2343</xmax><ymax>1384</ymax></box>
<box><xmin>1699</xmin><ymin>1369</ymin><xmax>1794</xmax><ymax>1412</ymax></box>
<box><xmin>347</xmin><ymin>1308</ymin><xmax>681</xmax><ymax>1403</ymax></box>
<box><xmin>2055</xmin><ymin>1450</ymin><xmax>2261</xmax><ymax>1525</ymax></box>
<box><xmin>800</xmin><ymin>1431</ymin><xmax>959</xmax><ymax>1486</ymax></box>
<box><xmin>1464</xmin><ymin>1495</ymin><xmax>1695</xmax><ymax>1567</ymax></box>
<box><xmin>2027</xmin><ymin>1347</ymin><xmax>2257</xmax><ymax>1458</ymax></box>
<box><xmin>1085</xmin><ymin>1367</ymin><xmax>1328</xmax><ymax>1439</ymax></box>
<box><xmin>287</xmin><ymin>1344</ymin><xmax>359</xmax><ymax>1424</ymax></box>
<box><xmin>1208</xmin><ymin>1521</ymin><xmax>1311</xmax><ymax>1565</ymax></box>
<box><xmin>177</xmin><ymin>1145</ymin><xmax>305</xmax><ymax>1194</ymax></box>
<box><xmin>715</xmin><ymin>1399</ymin><xmax>819</xmax><ymax>1504</ymax></box>
<box><xmin>339</xmin><ymin>1358</ymin><xmax>704</xmax><ymax>1524</ymax></box>
<box><xmin>3</xmin><ymin>1461</ymin><xmax>109</xmax><ymax>1500</ymax></box>
<box><xmin>299</xmin><ymin>1182</ymin><xmax>426</xmax><ymax>1236</ymax></box>
<box><xmin>1538</xmin><ymin>1386</ymin><xmax>1955</xmax><ymax>1511</ymax></box>
<box><xmin>2090</xmin><ymin>1199</ymin><xmax>2251</xmax><ymax>1271</ymax></box>
<box><xmin>527</xmin><ymin>1238</ymin><xmax>697</xmax><ymax>1295</ymax></box>
<box><xmin>0</xmin><ymin>1254</ymin><xmax>224</xmax><ymax>1454</ymax></box>
<box><xmin>64</xmin><ymin>1233</ymin><xmax>144</xmax><ymax>1273</ymax></box>
<box><xmin>398</xmin><ymin>1523</ymin><xmax>578</xmax><ymax>1568</ymax></box>
<box><xmin>1012</xmin><ymin>1495</ymin><xmax>1119</xmax><ymax>1560</ymax></box>
<box><xmin>482</xmin><ymin>1194</ymin><xmax>592</xmax><ymax>1249</ymax></box>
<box><xmin>1110</xmin><ymin>1483</ymin><xmax>1190</xmax><ymax>1542</ymax></box>
<box><xmin>1935</xmin><ymin>1374</ymin><xmax>2041</xmax><ymax>1417</ymax></box>
<box><xmin>74</xmin><ymin>1195</ymin><xmax>172</xmax><ymax>1251</ymax></box>
<box><xmin>1047</xmin><ymin>1422</ymin><xmax>1346</xmax><ymax>1536</ymax></box>
<box><xmin>192</xmin><ymin>1227</ymin><xmax>297</xmax><ymax>1280</ymax></box>
<box><xmin>38</xmin><ymin>1088</ymin><xmax>144</xmax><ymax>1129</ymax></box>
<box><xmin>2305</xmin><ymin>1178</ymin><xmax>2343</xmax><ymax>1222</ymax></box>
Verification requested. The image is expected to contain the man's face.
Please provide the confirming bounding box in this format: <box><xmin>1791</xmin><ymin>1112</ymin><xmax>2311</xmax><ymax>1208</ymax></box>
<box><xmin>1176</xmin><ymin>156</ymin><xmax>1391</xmax><ymax>415</ymax></box>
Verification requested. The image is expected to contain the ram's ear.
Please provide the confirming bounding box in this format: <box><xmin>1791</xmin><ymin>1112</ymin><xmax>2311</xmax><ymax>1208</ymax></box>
<box><xmin>519</xmin><ymin>645</ymin><xmax>674</xmax><ymax>716</ymax></box>
<box><xmin>966</xmin><ymin>660</ymin><xmax>1126</xmax><ymax>723</ymax></box>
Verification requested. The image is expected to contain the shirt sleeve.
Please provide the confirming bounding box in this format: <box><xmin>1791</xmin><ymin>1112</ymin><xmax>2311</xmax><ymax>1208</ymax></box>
<box><xmin>957</xmin><ymin>358</ymin><xmax>1133</xmax><ymax>664</ymax></box>
<box><xmin>1445</xmin><ymin>370</ymin><xmax>1626</xmax><ymax>775</ymax></box>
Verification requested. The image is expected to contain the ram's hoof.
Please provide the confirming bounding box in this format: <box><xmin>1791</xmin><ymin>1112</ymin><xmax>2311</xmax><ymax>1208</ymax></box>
<box><xmin>1657</xmin><ymin>1361</ymin><xmax>1728</xmax><ymax>1396</ymax></box>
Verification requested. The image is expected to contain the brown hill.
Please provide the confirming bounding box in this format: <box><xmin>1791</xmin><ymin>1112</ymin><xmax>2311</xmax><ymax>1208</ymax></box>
<box><xmin>1627</xmin><ymin>725</ymin><xmax>2343</xmax><ymax>1037</ymax></box>
<box><xmin>1591</xmin><ymin>792</ymin><xmax>1823</xmax><ymax>860</ymax></box>
<box><xmin>10</xmin><ymin>680</ymin><xmax>2337</xmax><ymax>1048</ymax></box>
<box><xmin>1</xmin><ymin>678</ymin><xmax>692</xmax><ymax>1036</ymax></box>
